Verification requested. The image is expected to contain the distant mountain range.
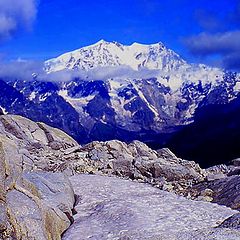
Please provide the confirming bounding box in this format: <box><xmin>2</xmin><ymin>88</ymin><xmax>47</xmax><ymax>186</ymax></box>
<box><xmin>0</xmin><ymin>40</ymin><xmax>239</xmax><ymax>166</ymax></box>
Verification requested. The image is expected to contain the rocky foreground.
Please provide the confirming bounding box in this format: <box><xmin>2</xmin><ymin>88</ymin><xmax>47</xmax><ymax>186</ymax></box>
<box><xmin>63</xmin><ymin>174</ymin><xmax>239</xmax><ymax>240</ymax></box>
<box><xmin>0</xmin><ymin>114</ymin><xmax>240</xmax><ymax>239</ymax></box>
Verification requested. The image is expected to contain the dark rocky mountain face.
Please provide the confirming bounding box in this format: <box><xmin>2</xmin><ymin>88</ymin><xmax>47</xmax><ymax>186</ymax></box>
<box><xmin>165</xmin><ymin>95</ymin><xmax>240</xmax><ymax>168</ymax></box>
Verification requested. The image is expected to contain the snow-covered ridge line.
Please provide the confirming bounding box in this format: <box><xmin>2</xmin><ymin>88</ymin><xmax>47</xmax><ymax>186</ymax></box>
<box><xmin>44</xmin><ymin>39</ymin><xmax>229</xmax><ymax>94</ymax></box>
<box><xmin>45</xmin><ymin>40</ymin><xmax>187</xmax><ymax>73</ymax></box>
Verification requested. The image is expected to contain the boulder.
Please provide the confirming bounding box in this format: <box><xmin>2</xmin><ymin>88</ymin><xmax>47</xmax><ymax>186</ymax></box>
<box><xmin>218</xmin><ymin>213</ymin><xmax>240</xmax><ymax>229</ymax></box>
<box><xmin>189</xmin><ymin>175</ymin><xmax>240</xmax><ymax>211</ymax></box>
<box><xmin>6</xmin><ymin>172</ymin><xmax>75</xmax><ymax>240</ymax></box>
<box><xmin>0</xmin><ymin>115</ymin><xmax>77</xmax><ymax>239</ymax></box>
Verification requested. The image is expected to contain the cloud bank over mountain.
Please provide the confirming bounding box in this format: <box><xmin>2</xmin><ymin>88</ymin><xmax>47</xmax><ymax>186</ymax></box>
<box><xmin>0</xmin><ymin>60</ymin><xmax>161</xmax><ymax>83</ymax></box>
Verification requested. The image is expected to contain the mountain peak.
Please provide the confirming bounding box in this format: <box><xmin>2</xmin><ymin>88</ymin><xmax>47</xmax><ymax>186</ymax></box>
<box><xmin>45</xmin><ymin>40</ymin><xmax>187</xmax><ymax>73</ymax></box>
<box><xmin>94</xmin><ymin>39</ymin><xmax>109</xmax><ymax>45</ymax></box>
<box><xmin>98</xmin><ymin>39</ymin><xmax>107</xmax><ymax>43</ymax></box>
<box><xmin>130</xmin><ymin>41</ymin><xmax>164</xmax><ymax>47</ymax></box>
<box><xmin>93</xmin><ymin>40</ymin><xmax>165</xmax><ymax>48</ymax></box>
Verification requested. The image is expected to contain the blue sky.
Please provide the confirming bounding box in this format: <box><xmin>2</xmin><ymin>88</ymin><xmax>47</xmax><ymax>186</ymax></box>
<box><xmin>0</xmin><ymin>0</ymin><xmax>239</xmax><ymax>68</ymax></box>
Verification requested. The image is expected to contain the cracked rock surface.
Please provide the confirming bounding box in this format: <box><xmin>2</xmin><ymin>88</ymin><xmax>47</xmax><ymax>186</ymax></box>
<box><xmin>63</xmin><ymin>174</ymin><xmax>239</xmax><ymax>240</ymax></box>
<box><xmin>0</xmin><ymin>115</ymin><xmax>77</xmax><ymax>239</ymax></box>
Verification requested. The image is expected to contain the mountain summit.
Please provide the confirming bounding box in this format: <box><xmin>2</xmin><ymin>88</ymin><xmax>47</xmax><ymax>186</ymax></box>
<box><xmin>45</xmin><ymin>40</ymin><xmax>187</xmax><ymax>73</ymax></box>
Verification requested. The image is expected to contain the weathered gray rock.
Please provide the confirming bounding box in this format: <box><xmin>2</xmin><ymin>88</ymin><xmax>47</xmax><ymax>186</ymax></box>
<box><xmin>176</xmin><ymin>228</ymin><xmax>240</xmax><ymax>240</ymax></box>
<box><xmin>189</xmin><ymin>175</ymin><xmax>240</xmax><ymax>211</ymax></box>
<box><xmin>218</xmin><ymin>213</ymin><xmax>240</xmax><ymax>229</ymax></box>
<box><xmin>0</xmin><ymin>115</ymin><xmax>216</xmax><ymax>206</ymax></box>
<box><xmin>71</xmin><ymin>140</ymin><xmax>240</xmax><ymax>228</ymax></box>
<box><xmin>63</xmin><ymin>174</ymin><xmax>239</xmax><ymax>240</ymax></box>
<box><xmin>3</xmin><ymin>170</ymin><xmax>75</xmax><ymax>240</ymax></box>
<box><xmin>7</xmin><ymin>189</ymin><xmax>46</xmax><ymax>240</ymax></box>
<box><xmin>0</xmin><ymin>115</ymin><xmax>79</xmax><ymax>175</ymax></box>
<box><xmin>0</xmin><ymin>115</ymin><xmax>77</xmax><ymax>239</ymax></box>
<box><xmin>75</xmin><ymin>140</ymin><xmax>206</xmax><ymax>194</ymax></box>
<box><xmin>19</xmin><ymin>172</ymin><xmax>75</xmax><ymax>224</ymax></box>
<box><xmin>0</xmin><ymin>141</ymin><xmax>10</xmax><ymax>239</ymax></box>
<box><xmin>156</xmin><ymin>147</ymin><xmax>179</xmax><ymax>160</ymax></box>
<box><xmin>205</xmin><ymin>164</ymin><xmax>230</xmax><ymax>181</ymax></box>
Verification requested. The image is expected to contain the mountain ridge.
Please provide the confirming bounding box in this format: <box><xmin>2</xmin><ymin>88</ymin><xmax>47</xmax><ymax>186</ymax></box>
<box><xmin>45</xmin><ymin>39</ymin><xmax>188</xmax><ymax>73</ymax></box>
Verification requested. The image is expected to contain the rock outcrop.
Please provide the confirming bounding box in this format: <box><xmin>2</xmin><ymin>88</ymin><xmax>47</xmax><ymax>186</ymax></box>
<box><xmin>69</xmin><ymin>140</ymin><xmax>206</xmax><ymax>194</ymax></box>
<box><xmin>218</xmin><ymin>213</ymin><xmax>240</xmax><ymax>229</ymax></box>
<box><xmin>189</xmin><ymin>175</ymin><xmax>240</xmax><ymax>211</ymax></box>
<box><xmin>0</xmin><ymin>115</ymin><xmax>77</xmax><ymax>239</ymax></box>
<box><xmin>0</xmin><ymin>114</ymin><xmax>78</xmax><ymax>172</ymax></box>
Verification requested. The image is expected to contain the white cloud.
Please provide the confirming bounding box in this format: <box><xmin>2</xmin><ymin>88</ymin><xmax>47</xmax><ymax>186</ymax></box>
<box><xmin>0</xmin><ymin>59</ymin><xmax>161</xmax><ymax>83</ymax></box>
<box><xmin>41</xmin><ymin>65</ymin><xmax>161</xmax><ymax>83</ymax></box>
<box><xmin>0</xmin><ymin>59</ymin><xmax>44</xmax><ymax>81</ymax></box>
<box><xmin>0</xmin><ymin>0</ymin><xmax>38</xmax><ymax>40</ymax></box>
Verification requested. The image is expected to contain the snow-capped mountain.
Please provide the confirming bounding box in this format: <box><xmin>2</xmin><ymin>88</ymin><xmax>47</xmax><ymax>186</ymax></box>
<box><xmin>1</xmin><ymin>40</ymin><xmax>240</xmax><ymax>148</ymax></box>
<box><xmin>45</xmin><ymin>40</ymin><xmax>227</xmax><ymax>91</ymax></box>
<box><xmin>45</xmin><ymin>40</ymin><xmax>187</xmax><ymax>72</ymax></box>
<box><xmin>44</xmin><ymin>40</ymin><xmax>239</xmax><ymax>129</ymax></box>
